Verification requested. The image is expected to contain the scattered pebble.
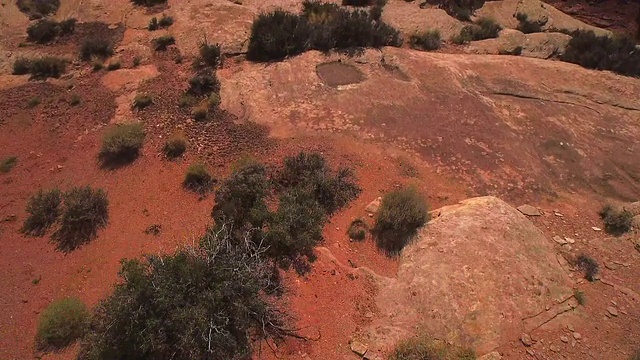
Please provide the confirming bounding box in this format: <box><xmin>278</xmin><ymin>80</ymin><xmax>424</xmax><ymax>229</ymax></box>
<box><xmin>592</xmin><ymin>227</ymin><xmax>602</xmax><ymax>231</ymax></box>
<box><xmin>520</xmin><ymin>333</ymin><xmax>533</xmax><ymax>347</ymax></box>
<box><xmin>607</xmin><ymin>306</ymin><xmax>618</xmax><ymax>317</ymax></box>
<box><xmin>560</xmin><ymin>336</ymin><xmax>569</xmax><ymax>343</ymax></box>
<box><xmin>573</xmin><ymin>332</ymin><xmax>581</xmax><ymax>340</ymax></box>
<box><xmin>564</xmin><ymin>237</ymin><xmax>576</xmax><ymax>244</ymax></box>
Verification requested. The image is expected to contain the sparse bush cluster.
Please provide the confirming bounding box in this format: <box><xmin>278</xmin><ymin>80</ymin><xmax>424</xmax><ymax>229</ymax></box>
<box><xmin>17</xmin><ymin>0</ymin><xmax>60</xmax><ymax>19</ymax></box>
<box><xmin>348</xmin><ymin>218</ymin><xmax>368</xmax><ymax>240</ymax></box>
<box><xmin>599</xmin><ymin>204</ymin><xmax>633</xmax><ymax>235</ymax></box>
<box><xmin>36</xmin><ymin>297</ymin><xmax>89</xmax><ymax>351</ymax></box>
<box><xmin>194</xmin><ymin>40</ymin><xmax>222</xmax><ymax>69</ymax></box>
<box><xmin>99</xmin><ymin>123</ymin><xmax>146</xmax><ymax>166</ymax></box>
<box><xmin>27</xmin><ymin>18</ymin><xmax>76</xmax><ymax>43</ymax></box>
<box><xmin>148</xmin><ymin>14</ymin><xmax>173</xmax><ymax>30</ymax></box>
<box><xmin>247</xmin><ymin>1</ymin><xmax>401</xmax><ymax>62</ymax></box>
<box><xmin>374</xmin><ymin>186</ymin><xmax>428</xmax><ymax>254</ymax></box>
<box><xmin>22</xmin><ymin>186</ymin><xmax>109</xmax><ymax>251</ymax></box>
<box><xmin>440</xmin><ymin>0</ymin><xmax>486</xmax><ymax>22</ymax></box>
<box><xmin>13</xmin><ymin>56</ymin><xmax>67</xmax><ymax>78</ymax></box>
<box><xmin>80</xmin><ymin>38</ymin><xmax>113</xmax><ymax>60</ymax></box>
<box><xmin>132</xmin><ymin>94</ymin><xmax>153</xmax><ymax>109</ymax></box>
<box><xmin>409</xmin><ymin>29</ymin><xmax>442</xmax><ymax>51</ymax></box>
<box><xmin>152</xmin><ymin>35</ymin><xmax>175</xmax><ymax>51</ymax></box>
<box><xmin>451</xmin><ymin>17</ymin><xmax>501</xmax><ymax>44</ymax></box>
<box><xmin>516</xmin><ymin>12</ymin><xmax>544</xmax><ymax>34</ymax></box>
<box><xmin>560</xmin><ymin>30</ymin><xmax>640</xmax><ymax>77</ymax></box>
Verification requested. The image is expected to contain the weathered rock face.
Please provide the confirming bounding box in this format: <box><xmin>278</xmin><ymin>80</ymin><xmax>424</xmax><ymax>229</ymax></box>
<box><xmin>466</xmin><ymin>29</ymin><xmax>572</xmax><ymax>59</ymax></box>
<box><xmin>360</xmin><ymin>197</ymin><xmax>574</xmax><ymax>355</ymax></box>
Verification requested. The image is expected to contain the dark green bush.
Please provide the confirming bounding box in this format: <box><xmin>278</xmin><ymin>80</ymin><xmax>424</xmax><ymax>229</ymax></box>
<box><xmin>347</xmin><ymin>218</ymin><xmax>368</xmax><ymax>241</ymax></box>
<box><xmin>53</xmin><ymin>186</ymin><xmax>109</xmax><ymax>252</ymax></box>
<box><xmin>561</xmin><ymin>30</ymin><xmax>640</xmax><ymax>77</ymax></box>
<box><xmin>440</xmin><ymin>0</ymin><xmax>485</xmax><ymax>22</ymax></box>
<box><xmin>389</xmin><ymin>333</ymin><xmax>475</xmax><ymax>360</ymax></box>
<box><xmin>15</xmin><ymin>57</ymin><xmax>67</xmax><ymax>78</ymax></box>
<box><xmin>197</xmin><ymin>41</ymin><xmax>222</xmax><ymax>68</ymax></box>
<box><xmin>80</xmin><ymin>38</ymin><xmax>113</xmax><ymax>60</ymax></box>
<box><xmin>148</xmin><ymin>17</ymin><xmax>159</xmax><ymax>31</ymax></box>
<box><xmin>106</xmin><ymin>60</ymin><xmax>121</xmax><ymax>71</ymax></box>
<box><xmin>152</xmin><ymin>35</ymin><xmax>175</xmax><ymax>51</ymax></box>
<box><xmin>78</xmin><ymin>229</ymin><xmax>288</xmax><ymax>360</ymax></box>
<box><xmin>21</xmin><ymin>189</ymin><xmax>62</xmax><ymax>236</ymax></box>
<box><xmin>599</xmin><ymin>204</ymin><xmax>633</xmax><ymax>235</ymax></box>
<box><xmin>12</xmin><ymin>58</ymin><xmax>31</xmax><ymax>75</ymax></box>
<box><xmin>132</xmin><ymin>94</ymin><xmax>152</xmax><ymax>109</ymax></box>
<box><xmin>27</xmin><ymin>18</ymin><xmax>76</xmax><ymax>43</ymax></box>
<box><xmin>131</xmin><ymin>0</ymin><xmax>167</xmax><ymax>5</ymax></box>
<box><xmin>17</xmin><ymin>0</ymin><xmax>60</xmax><ymax>18</ymax></box>
<box><xmin>342</xmin><ymin>0</ymin><xmax>373</xmax><ymax>6</ymax></box>
<box><xmin>247</xmin><ymin>10</ymin><xmax>312</xmax><ymax>61</ymax></box>
<box><xmin>452</xmin><ymin>18</ymin><xmax>501</xmax><ymax>44</ymax></box>
<box><xmin>575</xmin><ymin>254</ymin><xmax>599</xmax><ymax>282</ymax></box>
<box><xmin>374</xmin><ymin>187</ymin><xmax>428</xmax><ymax>254</ymax></box>
<box><xmin>409</xmin><ymin>29</ymin><xmax>441</xmax><ymax>51</ymax></box>
<box><xmin>36</xmin><ymin>297</ymin><xmax>89</xmax><ymax>351</ymax></box>
<box><xmin>69</xmin><ymin>94</ymin><xmax>81</xmax><ymax>106</ymax></box>
<box><xmin>99</xmin><ymin>123</ymin><xmax>146</xmax><ymax>165</ymax></box>
<box><xmin>188</xmin><ymin>71</ymin><xmax>220</xmax><ymax>96</ymax></box>
<box><xmin>516</xmin><ymin>12</ymin><xmax>542</xmax><ymax>34</ymax></box>
<box><xmin>158</xmin><ymin>14</ymin><xmax>174</xmax><ymax>28</ymax></box>
<box><xmin>28</xmin><ymin>97</ymin><xmax>41</xmax><ymax>108</ymax></box>
<box><xmin>163</xmin><ymin>132</ymin><xmax>187</xmax><ymax>159</ymax></box>
<box><xmin>183</xmin><ymin>163</ymin><xmax>214</xmax><ymax>193</ymax></box>
<box><xmin>0</xmin><ymin>156</ymin><xmax>18</xmax><ymax>173</ymax></box>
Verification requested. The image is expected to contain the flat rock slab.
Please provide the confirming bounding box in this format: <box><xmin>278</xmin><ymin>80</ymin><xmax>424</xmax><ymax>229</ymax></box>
<box><xmin>518</xmin><ymin>204</ymin><xmax>542</xmax><ymax>216</ymax></box>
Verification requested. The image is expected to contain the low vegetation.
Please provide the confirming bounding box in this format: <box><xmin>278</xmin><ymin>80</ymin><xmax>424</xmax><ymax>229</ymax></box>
<box><xmin>561</xmin><ymin>30</ymin><xmax>640</xmax><ymax>77</ymax></box>
<box><xmin>13</xmin><ymin>57</ymin><xmax>67</xmax><ymax>78</ymax></box>
<box><xmin>0</xmin><ymin>156</ymin><xmax>18</xmax><ymax>173</ymax></box>
<box><xmin>80</xmin><ymin>38</ymin><xmax>113</xmax><ymax>60</ymax></box>
<box><xmin>440</xmin><ymin>0</ymin><xmax>486</xmax><ymax>22</ymax></box>
<box><xmin>17</xmin><ymin>0</ymin><xmax>60</xmax><ymax>18</ymax></box>
<box><xmin>52</xmin><ymin>186</ymin><xmax>109</xmax><ymax>252</ymax></box>
<box><xmin>27</xmin><ymin>18</ymin><xmax>76</xmax><ymax>43</ymax></box>
<box><xmin>132</xmin><ymin>94</ymin><xmax>153</xmax><ymax>110</ymax></box>
<box><xmin>348</xmin><ymin>218</ymin><xmax>368</xmax><ymax>241</ymax></box>
<box><xmin>131</xmin><ymin>0</ymin><xmax>167</xmax><ymax>5</ymax></box>
<box><xmin>516</xmin><ymin>12</ymin><xmax>543</xmax><ymax>34</ymax></box>
<box><xmin>36</xmin><ymin>297</ymin><xmax>89</xmax><ymax>351</ymax></box>
<box><xmin>106</xmin><ymin>60</ymin><xmax>121</xmax><ymax>71</ymax></box>
<box><xmin>183</xmin><ymin>163</ymin><xmax>214</xmax><ymax>194</ymax></box>
<box><xmin>374</xmin><ymin>186</ymin><xmax>429</xmax><ymax>254</ymax></box>
<box><xmin>188</xmin><ymin>71</ymin><xmax>220</xmax><ymax>96</ymax></box>
<box><xmin>21</xmin><ymin>189</ymin><xmax>63</xmax><ymax>236</ymax></box>
<box><xmin>599</xmin><ymin>204</ymin><xmax>633</xmax><ymax>236</ymax></box>
<box><xmin>163</xmin><ymin>132</ymin><xmax>187</xmax><ymax>159</ymax></box>
<box><xmin>28</xmin><ymin>97</ymin><xmax>41</xmax><ymax>108</ymax></box>
<box><xmin>148</xmin><ymin>14</ymin><xmax>173</xmax><ymax>30</ymax></box>
<box><xmin>69</xmin><ymin>94</ymin><xmax>81</xmax><ymax>106</ymax></box>
<box><xmin>152</xmin><ymin>35</ymin><xmax>175</xmax><ymax>51</ymax></box>
<box><xmin>409</xmin><ymin>29</ymin><xmax>442</xmax><ymax>51</ymax></box>
<box><xmin>452</xmin><ymin>17</ymin><xmax>501</xmax><ymax>44</ymax></box>
<box><xmin>247</xmin><ymin>1</ymin><xmax>401</xmax><ymax>62</ymax></box>
<box><xmin>99</xmin><ymin>123</ymin><xmax>146</xmax><ymax>166</ymax></box>
<box><xmin>389</xmin><ymin>333</ymin><xmax>475</xmax><ymax>360</ymax></box>
<box><xmin>575</xmin><ymin>254</ymin><xmax>599</xmax><ymax>282</ymax></box>
<box><xmin>574</xmin><ymin>289</ymin><xmax>586</xmax><ymax>305</ymax></box>
<box><xmin>196</xmin><ymin>40</ymin><xmax>222</xmax><ymax>68</ymax></box>
<box><xmin>342</xmin><ymin>0</ymin><xmax>374</xmax><ymax>6</ymax></box>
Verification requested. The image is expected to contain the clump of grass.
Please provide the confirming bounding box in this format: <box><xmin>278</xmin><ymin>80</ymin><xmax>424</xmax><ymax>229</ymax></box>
<box><xmin>163</xmin><ymin>132</ymin><xmax>187</xmax><ymax>159</ymax></box>
<box><xmin>516</xmin><ymin>12</ymin><xmax>543</xmax><ymax>34</ymax></box>
<box><xmin>36</xmin><ymin>297</ymin><xmax>89</xmax><ymax>351</ymax></box>
<box><xmin>80</xmin><ymin>38</ymin><xmax>113</xmax><ymax>60</ymax></box>
<box><xmin>178</xmin><ymin>94</ymin><xmax>197</xmax><ymax>107</ymax></box>
<box><xmin>14</xmin><ymin>57</ymin><xmax>67</xmax><ymax>78</ymax></box>
<box><xmin>183</xmin><ymin>163</ymin><xmax>214</xmax><ymax>194</ymax></box>
<box><xmin>132</xmin><ymin>56</ymin><xmax>142</xmax><ymax>67</ymax></box>
<box><xmin>99</xmin><ymin>123</ymin><xmax>146</xmax><ymax>166</ymax></box>
<box><xmin>196</xmin><ymin>40</ymin><xmax>222</xmax><ymax>68</ymax></box>
<box><xmin>575</xmin><ymin>254</ymin><xmax>599</xmax><ymax>282</ymax></box>
<box><xmin>451</xmin><ymin>17</ymin><xmax>502</xmax><ymax>44</ymax></box>
<box><xmin>106</xmin><ymin>60</ymin><xmax>121</xmax><ymax>71</ymax></box>
<box><xmin>347</xmin><ymin>218</ymin><xmax>368</xmax><ymax>241</ymax></box>
<box><xmin>27</xmin><ymin>18</ymin><xmax>76</xmax><ymax>43</ymax></box>
<box><xmin>69</xmin><ymin>94</ymin><xmax>81</xmax><ymax>106</ymax></box>
<box><xmin>599</xmin><ymin>204</ymin><xmax>633</xmax><ymax>236</ymax></box>
<box><xmin>28</xmin><ymin>97</ymin><xmax>41</xmax><ymax>108</ymax></box>
<box><xmin>132</xmin><ymin>94</ymin><xmax>153</xmax><ymax>110</ymax></box>
<box><xmin>144</xmin><ymin>224</ymin><xmax>162</xmax><ymax>235</ymax></box>
<box><xmin>148</xmin><ymin>15</ymin><xmax>172</xmax><ymax>31</ymax></box>
<box><xmin>52</xmin><ymin>186</ymin><xmax>109</xmax><ymax>252</ymax></box>
<box><xmin>21</xmin><ymin>189</ymin><xmax>62</xmax><ymax>236</ymax></box>
<box><xmin>17</xmin><ymin>0</ymin><xmax>61</xmax><ymax>19</ymax></box>
<box><xmin>0</xmin><ymin>156</ymin><xmax>18</xmax><ymax>173</ymax></box>
<box><xmin>409</xmin><ymin>29</ymin><xmax>441</xmax><ymax>51</ymax></box>
<box><xmin>152</xmin><ymin>35</ymin><xmax>175</xmax><ymax>51</ymax></box>
<box><xmin>12</xmin><ymin>58</ymin><xmax>32</xmax><ymax>75</ymax></box>
<box><xmin>574</xmin><ymin>289</ymin><xmax>586</xmax><ymax>305</ymax></box>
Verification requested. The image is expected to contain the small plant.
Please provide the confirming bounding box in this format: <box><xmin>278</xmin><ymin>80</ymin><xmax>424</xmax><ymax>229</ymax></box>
<box><xmin>516</xmin><ymin>12</ymin><xmax>543</xmax><ymax>34</ymax></box>
<box><xmin>197</xmin><ymin>40</ymin><xmax>222</xmax><ymax>68</ymax></box>
<box><xmin>15</xmin><ymin>56</ymin><xmax>66</xmax><ymax>78</ymax></box>
<box><xmin>191</xmin><ymin>103</ymin><xmax>209</xmax><ymax>121</ymax></box>
<box><xmin>69</xmin><ymin>94</ymin><xmax>81</xmax><ymax>106</ymax></box>
<box><xmin>53</xmin><ymin>186</ymin><xmax>109</xmax><ymax>251</ymax></box>
<box><xmin>158</xmin><ymin>14</ymin><xmax>174</xmax><ymax>27</ymax></box>
<box><xmin>574</xmin><ymin>289</ymin><xmax>586</xmax><ymax>305</ymax></box>
<box><xmin>144</xmin><ymin>224</ymin><xmax>162</xmax><ymax>235</ymax></box>
<box><xmin>91</xmin><ymin>58</ymin><xmax>104</xmax><ymax>71</ymax></box>
<box><xmin>148</xmin><ymin>16</ymin><xmax>159</xmax><ymax>31</ymax></box>
<box><xmin>21</xmin><ymin>189</ymin><xmax>62</xmax><ymax>236</ymax></box>
<box><xmin>132</xmin><ymin>94</ymin><xmax>153</xmax><ymax>110</ymax></box>
<box><xmin>17</xmin><ymin>0</ymin><xmax>61</xmax><ymax>18</ymax></box>
<box><xmin>389</xmin><ymin>333</ymin><xmax>475</xmax><ymax>360</ymax></box>
<box><xmin>0</xmin><ymin>156</ymin><xmax>18</xmax><ymax>173</ymax></box>
<box><xmin>440</xmin><ymin>0</ymin><xmax>485</xmax><ymax>22</ymax></box>
<box><xmin>599</xmin><ymin>204</ymin><xmax>633</xmax><ymax>236</ymax></box>
<box><xmin>28</xmin><ymin>97</ymin><xmax>41</xmax><ymax>108</ymax></box>
<box><xmin>374</xmin><ymin>186</ymin><xmax>428</xmax><ymax>254</ymax></box>
<box><xmin>36</xmin><ymin>297</ymin><xmax>89</xmax><ymax>351</ymax></box>
<box><xmin>561</xmin><ymin>30</ymin><xmax>640</xmax><ymax>77</ymax></box>
<box><xmin>80</xmin><ymin>38</ymin><xmax>113</xmax><ymax>60</ymax></box>
<box><xmin>163</xmin><ymin>132</ymin><xmax>187</xmax><ymax>159</ymax></box>
<box><xmin>32</xmin><ymin>276</ymin><xmax>41</xmax><ymax>285</ymax></box>
<box><xmin>347</xmin><ymin>218</ymin><xmax>368</xmax><ymax>241</ymax></box>
<box><xmin>99</xmin><ymin>123</ymin><xmax>146</xmax><ymax>165</ymax></box>
<box><xmin>342</xmin><ymin>0</ymin><xmax>373</xmax><ymax>6</ymax></box>
<box><xmin>106</xmin><ymin>60</ymin><xmax>121</xmax><ymax>71</ymax></box>
<box><xmin>131</xmin><ymin>0</ymin><xmax>167</xmax><ymax>6</ymax></box>
<box><xmin>132</xmin><ymin>56</ymin><xmax>141</xmax><ymax>67</ymax></box>
<box><xmin>178</xmin><ymin>93</ymin><xmax>197</xmax><ymax>107</ymax></box>
<box><xmin>152</xmin><ymin>35</ymin><xmax>175</xmax><ymax>51</ymax></box>
<box><xmin>575</xmin><ymin>254</ymin><xmax>599</xmax><ymax>282</ymax></box>
<box><xmin>183</xmin><ymin>163</ymin><xmax>214</xmax><ymax>193</ymax></box>
<box><xmin>188</xmin><ymin>71</ymin><xmax>221</xmax><ymax>96</ymax></box>
<box><xmin>409</xmin><ymin>29</ymin><xmax>441</xmax><ymax>51</ymax></box>
<box><xmin>13</xmin><ymin>58</ymin><xmax>32</xmax><ymax>75</ymax></box>
<box><xmin>27</xmin><ymin>18</ymin><xmax>76</xmax><ymax>43</ymax></box>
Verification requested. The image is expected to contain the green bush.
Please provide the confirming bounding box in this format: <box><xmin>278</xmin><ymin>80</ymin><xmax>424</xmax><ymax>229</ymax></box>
<box><xmin>12</xmin><ymin>58</ymin><xmax>31</xmax><ymax>75</ymax></box>
<box><xmin>247</xmin><ymin>10</ymin><xmax>312</xmax><ymax>61</ymax></box>
<box><xmin>21</xmin><ymin>189</ymin><xmax>62</xmax><ymax>236</ymax></box>
<box><xmin>347</xmin><ymin>218</ymin><xmax>368</xmax><ymax>241</ymax></box>
<box><xmin>132</xmin><ymin>94</ymin><xmax>153</xmax><ymax>109</ymax></box>
<box><xmin>516</xmin><ymin>12</ymin><xmax>543</xmax><ymax>34</ymax></box>
<box><xmin>561</xmin><ymin>30</ymin><xmax>640</xmax><ymax>77</ymax></box>
<box><xmin>183</xmin><ymin>163</ymin><xmax>214</xmax><ymax>193</ymax></box>
<box><xmin>158</xmin><ymin>14</ymin><xmax>174</xmax><ymax>28</ymax></box>
<box><xmin>409</xmin><ymin>29</ymin><xmax>441</xmax><ymax>51</ymax></box>
<box><xmin>188</xmin><ymin>71</ymin><xmax>220</xmax><ymax>96</ymax></box>
<box><xmin>17</xmin><ymin>0</ymin><xmax>60</xmax><ymax>18</ymax></box>
<box><xmin>78</xmin><ymin>229</ymin><xmax>288</xmax><ymax>360</ymax></box>
<box><xmin>148</xmin><ymin>17</ymin><xmax>159</xmax><ymax>31</ymax></box>
<box><xmin>163</xmin><ymin>132</ymin><xmax>187</xmax><ymax>159</ymax></box>
<box><xmin>27</xmin><ymin>18</ymin><xmax>76</xmax><ymax>43</ymax></box>
<box><xmin>390</xmin><ymin>333</ymin><xmax>475</xmax><ymax>360</ymax></box>
<box><xmin>80</xmin><ymin>38</ymin><xmax>113</xmax><ymax>60</ymax></box>
<box><xmin>36</xmin><ymin>297</ymin><xmax>89</xmax><ymax>351</ymax></box>
<box><xmin>69</xmin><ymin>94</ymin><xmax>81</xmax><ymax>106</ymax></box>
<box><xmin>575</xmin><ymin>254</ymin><xmax>599</xmax><ymax>282</ymax></box>
<box><xmin>440</xmin><ymin>0</ymin><xmax>485</xmax><ymax>22</ymax></box>
<box><xmin>52</xmin><ymin>186</ymin><xmax>109</xmax><ymax>252</ymax></box>
<box><xmin>374</xmin><ymin>187</ymin><xmax>428</xmax><ymax>254</ymax></box>
<box><xmin>599</xmin><ymin>204</ymin><xmax>633</xmax><ymax>235</ymax></box>
<box><xmin>0</xmin><ymin>156</ymin><xmax>18</xmax><ymax>173</ymax></box>
<box><xmin>132</xmin><ymin>56</ymin><xmax>141</xmax><ymax>67</ymax></box>
<box><xmin>197</xmin><ymin>41</ymin><xmax>222</xmax><ymax>68</ymax></box>
<box><xmin>452</xmin><ymin>18</ymin><xmax>501</xmax><ymax>44</ymax></box>
<box><xmin>14</xmin><ymin>57</ymin><xmax>66</xmax><ymax>78</ymax></box>
<box><xmin>152</xmin><ymin>35</ymin><xmax>175</xmax><ymax>51</ymax></box>
<box><xmin>99</xmin><ymin>123</ymin><xmax>146</xmax><ymax>165</ymax></box>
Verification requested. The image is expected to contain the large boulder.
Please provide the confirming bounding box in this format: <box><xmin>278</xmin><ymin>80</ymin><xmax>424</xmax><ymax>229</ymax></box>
<box><xmin>359</xmin><ymin>197</ymin><xmax>574</xmax><ymax>355</ymax></box>
<box><xmin>466</xmin><ymin>28</ymin><xmax>572</xmax><ymax>59</ymax></box>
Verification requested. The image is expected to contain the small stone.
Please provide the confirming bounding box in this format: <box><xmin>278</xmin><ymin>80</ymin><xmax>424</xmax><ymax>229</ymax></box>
<box><xmin>526</xmin><ymin>349</ymin><xmax>535</xmax><ymax>356</ymax></box>
<box><xmin>554</xmin><ymin>212</ymin><xmax>564</xmax><ymax>217</ymax></box>
<box><xmin>550</xmin><ymin>344</ymin><xmax>560</xmax><ymax>352</ymax></box>
<box><xmin>567</xmin><ymin>324</ymin><xmax>575</xmax><ymax>332</ymax></box>
<box><xmin>560</xmin><ymin>336</ymin><xmax>569</xmax><ymax>343</ymax></box>
<box><xmin>365</xmin><ymin>197</ymin><xmax>382</xmax><ymax>214</ymax></box>
<box><xmin>517</xmin><ymin>204</ymin><xmax>542</xmax><ymax>216</ymax></box>
<box><xmin>605</xmin><ymin>262</ymin><xmax>619</xmax><ymax>270</ymax></box>
<box><xmin>553</xmin><ymin>236</ymin><xmax>567</xmax><ymax>245</ymax></box>
<box><xmin>564</xmin><ymin>237</ymin><xmax>576</xmax><ymax>244</ymax></box>
<box><xmin>520</xmin><ymin>333</ymin><xmax>533</xmax><ymax>347</ymax></box>
<box><xmin>350</xmin><ymin>341</ymin><xmax>368</xmax><ymax>357</ymax></box>
<box><xmin>564</xmin><ymin>244</ymin><xmax>572</xmax><ymax>251</ymax></box>
<box><xmin>607</xmin><ymin>306</ymin><xmax>618</xmax><ymax>317</ymax></box>
<box><xmin>573</xmin><ymin>332</ymin><xmax>581</xmax><ymax>340</ymax></box>
<box><xmin>592</xmin><ymin>227</ymin><xmax>602</xmax><ymax>231</ymax></box>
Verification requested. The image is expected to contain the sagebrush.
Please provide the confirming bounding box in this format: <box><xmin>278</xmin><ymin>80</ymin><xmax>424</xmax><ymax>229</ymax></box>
<box><xmin>374</xmin><ymin>186</ymin><xmax>428</xmax><ymax>254</ymax></box>
<box><xmin>36</xmin><ymin>297</ymin><xmax>89</xmax><ymax>351</ymax></box>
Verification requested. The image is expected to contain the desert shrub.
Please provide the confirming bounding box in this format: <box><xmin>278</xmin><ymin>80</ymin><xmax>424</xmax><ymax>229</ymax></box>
<box><xmin>78</xmin><ymin>229</ymin><xmax>288</xmax><ymax>360</ymax></box>
<box><xmin>561</xmin><ymin>30</ymin><xmax>640</xmax><ymax>77</ymax></box>
<box><xmin>80</xmin><ymin>38</ymin><xmax>113</xmax><ymax>60</ymax></box>
<box><xmin>389</xmin><ymin>333</ymin><xmax>475</xmax><ymax>360</ymax></box>
<box><xmin>99</xmin><ymin>123</ymin><xmax>146</xmax><ymax>165</ymax></box>
<box><xmin>409</xmin><ymin>29</ymin><xmax>441</xmax><ymax>51</ymax></box>
<box><xmin>178</xmin><ymin>93</ymin><xmax>197</xmax><ymax>107</ymax></box>
<box><xmin>17</xmin><ymin>0</ymin><xmax>60</xmax><ymax>18</ymax></box>
<box><xmin>343</xmin><ymin>0</ymin><xmax>373</xmax><ymax>6</ymax></box>
<box><xmin>17</xmin><ymin>56</ymin><xmax>67</xmax><ymax>78</ymax></box>
<box><xmin>0</xmin><ymin>156</ymin><xmax>18</xmax><ymax>173</ymax></box>
<box><xmin>369</xmin><ymin>5</ymin><xmax>383</xmax><ymax>21</ymax></box>
<box><xmin>162</xmin><ymin>132</ymin><xmax>187</xmax><ymax>159</ymax></box>
<box><xmin>27</xmin><ymin>18</ymin><xmax>76</xmax><ymax>43</ymax></box>
<box><xmin>441</xmin><ymin>0</ymin><xmax>485</xmax><ymax>21</ymax></box>
<box><xmin>191</xmin><ymin>104</ymin><xmax>209</xmax><ymax>121</ymax></box>
<box><xmin>28</xmin><ymin>97</ymin><xmax>41</xmax><ymax>108</ymax></box>
<box><xmin>247</xmin><ymin>10</ymin><xmax>312</xmax><ymax>61</ymax></box>
<box><xmin>279</xmin><ymin>151</ymin><xmax>361</xmax><ymax>214</ymax></box>
<box><xmin>158</xmin><ymin>14</ymin><xmax>174</xmax><ymax>27</ymax></box>
<box><xmin>91</xmin><ymin>58</ymin><xmax>103</xmax><ymax>71</ymax></box>
<box><xmin>574</xmin><ymin>289</ymin><xmax>586</xmax><ymax>305</ymax></box>
<box><xmin>316</xmin><ymin>8</ymin><xmax>401</xmax><ymax>51</ymax></box>
<box><xmin>13</xmin><ymin>58</ymin><xmax>32</xmax><ymax>75</ymax></box>
<box><xmin>148</xmin><ymin>17</ymin><xmax>159</xmax><ymax>31</ymax></box>
<box><xmin>374</xmin><ymin>187</ymin><xmax>428</xmax><ymax>254</ymax></box>
<box><xmin>131</xmin><ymin>0</ymin><xmax>167</xmax><ymax>5</ymax></box>
<box><xmin>132</xmin><ymin>94</ymin><xmax>153</xmax><ymax>110</ymax></box>
<box><xmin>453</xmin><ymin>18</ymin><xmax>500</xmax><ymax>44</ymax></box>
<box><xmin>69</xmin><ymin>94</ymin><xmax>81</xmax><ymax>106</ymax></box>
<box><xmin>347</xmin><ymin>218</ymin><xmax>368</xmax><ymax>241</ymax></box>
<box><xmin>21</xmin><ymin>189</ymin><xmax>62</xmax><ymax>236</ymax></box>
<box><xmin>132</xmin><ymin>56</ymin><xmax>141</xmax><ymax>67</ymax></box>
<box><xmin>575</xmin><ymin>254</ymin><xmax>599</xmax><ymax>282</ymax></box>
<box><xmin>152</xmin><ymin>35</ymin><xmax>175</xmax><ymax>51</ymax></box>
<box><xmin>516</xmin><ymin>12</ymin><xmax>542</xmax><ymax>34</ymax></box>
<box><xmin>197</xmin><ymin>41</ymin><xmax>222</xmax><ymax>68</ymax></box>
<box><xmin>302</xmin><ymin>0</ymin><xmax>340</xmax><ymax>20</ymax></box>
<box><xmin>183</xmin><ymin>163</ymin><xmax>214</xmax><ymax>193</ymax></box>
<box><xmin>188</xmin><ymin>71</ymin><xmax>220</xmax><ymax>96</ymax></box>
<box><xmin>36</xmin><ymin>297</ymin><xmax>89</xmax><ymax>351</ymax></box>
<box><xmin>52</xmin><ymin>186</ymin><xmax>109</xmax><ymax>252</ymax></box>
<box><xmin>106</xmin><ymin>60</ymin><xmax>121</xmax><ymax>71</ymax></box>
<box><xmin>599</xmin><ymin>204</ymin><xmax>633</xmax><ymax>235</ymax></box>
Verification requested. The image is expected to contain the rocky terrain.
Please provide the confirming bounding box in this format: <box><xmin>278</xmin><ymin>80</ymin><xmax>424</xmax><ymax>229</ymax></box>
<box><xmin>0</xmin><ymin>0</ymin><xmax>639</xmax><ymax>359</ymax></box>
